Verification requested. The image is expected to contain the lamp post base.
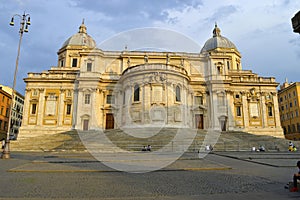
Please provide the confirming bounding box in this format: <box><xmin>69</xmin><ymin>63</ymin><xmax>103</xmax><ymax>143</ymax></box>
<box><xmin>1</xmin><ymin>140</ymin><xmax>10</xmax><ymax>159</ymax></box>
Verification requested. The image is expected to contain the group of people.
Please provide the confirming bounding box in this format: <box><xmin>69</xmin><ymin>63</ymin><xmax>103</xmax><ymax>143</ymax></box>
<box><xmin>141</xmin><ymin>145</ymin><xmax>152</xmax><ymax>152</ymax></box>
<box><xmin>251</xmin><ymin>145</ymin><xmax>265</xmax><ymax>152</ymax></box>
<box><xmin>251</xmin><ymin>141</ymin><xmax>297</xmax><ymax>152</ymax></box>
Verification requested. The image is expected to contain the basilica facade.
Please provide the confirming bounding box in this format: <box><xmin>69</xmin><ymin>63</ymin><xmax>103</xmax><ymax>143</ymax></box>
<box><xmin>19</xmin><ymin>22</ymin><xmax>283</xmax><ymax>138</ymax></box>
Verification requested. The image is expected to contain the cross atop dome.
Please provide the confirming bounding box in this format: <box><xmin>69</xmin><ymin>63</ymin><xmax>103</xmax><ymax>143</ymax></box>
<box><xmin>78</xmin><ymin>19</ymin><xmax>87</xmax><ymax>34</ymax></box>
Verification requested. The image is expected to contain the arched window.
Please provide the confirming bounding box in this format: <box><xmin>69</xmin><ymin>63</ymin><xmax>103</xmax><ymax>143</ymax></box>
<box><xmin>176</xmin><ymin>85</ymin><xmax>181</xmax><ymax>102</ymax></box>
<box><xmin>134</xmin><ymin>84</ymin><xmax>140</xmax><ymax>102</ymax></box>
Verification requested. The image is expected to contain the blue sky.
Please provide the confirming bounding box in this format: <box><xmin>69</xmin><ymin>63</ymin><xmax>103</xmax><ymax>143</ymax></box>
<box><xmin>0</xmin><ymin>0</ymin><xmax>299</xmax><ymax>94</ymax></box>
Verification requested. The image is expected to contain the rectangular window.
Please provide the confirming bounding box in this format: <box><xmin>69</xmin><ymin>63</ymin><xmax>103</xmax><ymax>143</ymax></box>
<box><xmin>290</xmin><ymin>102</ymin><xmax>293</xmax><ymax>108</ymax></box>
<box><xmin>295</xmin><ymin>100</ymin><xmax>297</xmax><ymax>106</ymax></box>
<box><xmin>0</xmin><ymin>107</ymin><xmax>3</xmax><ymax>115</ymax></box>
<box><xmin>87</xmin><ymin>63</ymin><xmax>92</xmax><ymax>72</ymax></box>
<box><xmin>296</xmin><ymin>110</ymin><xmax>299</xmax><ymax>117</ymax></box>
<box><xmin>294</xmin><ymin>91</ymin><xmax>296</xmax><ymax>97</ymax></box>
<box><xmin>194</xmin><ymin>96</ymin><xmax>203</xmax><ymax>105</ymax></box>
<box><xmin>32</xmin><ymin>89</ymin><xmax>38</xmax><ymax>96</ymax></box>
<box><xmin>106</xmin><ymin>95</ymin><xmax>115</xmax><ymax>104</ymax></box>
<box><xmin>4</xmin><ymin>122</ymin><xmax>7</xmax><ymax>131</ymax></box>
<box><xmin>123</xmin><ymin>92</ymin><xmax>126</xmax><ymax>105</ymax></box>
<box><xmin>268</xmin><ymin>106</ymin><xmax>273</xmax><ymax>117</ymax></box>
<box><xmin>85</xmin><ymin>94</ymin><xmax>90</xmax><ymax>104</ymax></box>
<box><xmin>5</xmin><ymin>108</ymin><xmax>9</xmax><ymax>117</ymax></box>
<box><xmin>236</xmin><ymin>106</ymin><xmax>242</xmax><ymax>117</ymax></box>
<box><xmin>66</xmin><ymin>90</ymin><xmax>72</xmax><ymax>97</ymax></box>
<box><xmin>292</xmin><ymin>124</ymin><xmax>296</xmax><ymax>132</ymax></box>
<box><xmin>72</xmin><ymin>58</ymin><xmax>78</xmax><ymax>67</ymax></box>
<box><xmin>66</xmin><ymin>104</ymin><xmax>72</xmax><ymax>115</ymax></box>
<box><xmin>227</xmin><ymin>61</ymin><xmax>230</xmax><ymax>70</ymax></box>
<box><xmin>31</xmin><ymin>103</ymin><xmax>37</xmax><ymax>114</ymax></box>
<box><xmin>218</xmin><ymin>95</ymin><xmax>225</xmax><ymax>106</ymax></box>
<box><xmin>134</xmin><ymin>85</ymin><xmax>140</xmax><ymax>102</ymax></box>
<box><xmin>2</xmin><ymin>96</ymin><xmax>4</xmax><ymax>102</ymax></box>
<box><xmin>0</xmin><ymin>120</ymin><xmax>2</xmax><ymax>130</ymax></box>
<box><xmin>60</xmin><ymin>60</ymin><xmax>64</xmax><ymax>67</ymax></box>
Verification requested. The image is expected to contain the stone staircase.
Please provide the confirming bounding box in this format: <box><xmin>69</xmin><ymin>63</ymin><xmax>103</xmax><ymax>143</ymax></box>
<box><xmin>10</xmin><ymin>131</ymin><xmax>86</xmax><ymax>152</ymax></box>
<box><xmin>211</xmin><ymin>131</ymin><xmax>296</xmax><ymax>152</ymax></box>
<box><xmin>9</xmin><ymin>128</ymin><xmax>300</xmax><ymax>152</ymax></box>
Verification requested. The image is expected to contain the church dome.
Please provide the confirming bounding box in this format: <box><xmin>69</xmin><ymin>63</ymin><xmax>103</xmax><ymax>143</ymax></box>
<box><xmin>61</xmin><ymin>20</ymin><xmax>96</xmax><ymax>49</ymax></box>
<box><xmin>201</xmin><ymin>24</ymin><xmax>237</xmax><ymax>53</ymax></box>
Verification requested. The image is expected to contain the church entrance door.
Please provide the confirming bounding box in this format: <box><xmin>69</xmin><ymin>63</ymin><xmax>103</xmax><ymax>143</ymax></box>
<box><xmin>83</xmin><ymin>119</ymin><xmax>89</xmax><ymax>130</ymax></box>
<box><xmin>195</xmin><ymin>114</ymin><xmax>203</xmax><ymax>129</ymax></box>
<box><xmin>219</xmin><ymin>116</ymin><xmax>227</xmax><ymax>131</ymax></box>
<box><xmin>106</xmin><ymin>113</ymin><xmax>114</xmax><ymax>129</ymax></box>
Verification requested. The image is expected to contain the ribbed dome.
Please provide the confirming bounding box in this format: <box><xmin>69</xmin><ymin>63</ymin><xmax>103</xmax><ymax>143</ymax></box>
<box><xmin>61</xmin><ymin>20</ymin><xmax>96</xmax><ymax>48</ymax></box>
<box><xmin>201</xmin><ymin>24</ymin><xmax>237</xmax><ymax>53</ymax></box>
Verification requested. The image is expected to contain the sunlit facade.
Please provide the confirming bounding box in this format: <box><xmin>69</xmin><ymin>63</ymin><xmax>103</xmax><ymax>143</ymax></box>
<box><xmin>19</xmin><ymin>22</ymin><xmax>283</xmax><ymax>138</ymax></box>
<box><xmin>0</xmin><ymin>86</ymin><xmax>11</xmax><ymax>140</ymax></box>
<box><xmin>278</xmin><ymin>81</ymin><xmax>300</xmax><ymax>140</ymax></box>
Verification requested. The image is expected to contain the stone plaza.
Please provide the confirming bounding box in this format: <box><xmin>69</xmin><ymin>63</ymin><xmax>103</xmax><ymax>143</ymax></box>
<box><xmin>0</xmin><ymin>150</ymin><xmax>299</xmax><ymax>199</ymax></box>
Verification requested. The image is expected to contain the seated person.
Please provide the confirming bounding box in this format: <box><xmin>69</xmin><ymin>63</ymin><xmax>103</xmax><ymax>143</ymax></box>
<box><xmin>258</xmin><ymin>145</ymin><xmax>265</xmax><ymax>152</ymax></box>
<box><xmin>147</xmin><ymin>145</ymin><xmax>152</xmax><ymax>151</ymax></box>
<box><xmin>291</xmin><ymin>161</ymin><xmax>300</xmax><ymax>192</ymax></box>
<box><xmin>205</xmin><ymin>145</ymin><xmax>210</xmax><ymax>151</ymax></box>
<box><xmin>141</xmin><ymin>146</ymin><xmax>147</xmax><ymax>151</ymax></box>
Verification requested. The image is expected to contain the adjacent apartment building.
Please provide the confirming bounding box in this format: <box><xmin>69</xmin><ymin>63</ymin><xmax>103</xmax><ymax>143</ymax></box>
<box><xmin>0</xmin><ymin>86</ymin><xmax>11</xmax><ymax>141</ymax></box>
<box><xmin>0</xmin><ymin>85</ymin><xmax>24</xmax><ymax>140</ymax></box>
<box><xmin>278</xmin><ymin>81</ymin><xmax>300</xmax><ymax>140</ymax></box>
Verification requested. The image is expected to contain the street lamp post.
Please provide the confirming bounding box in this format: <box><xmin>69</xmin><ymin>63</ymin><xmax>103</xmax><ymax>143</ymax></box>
<box><xmin>1</xmin><ymin>12</ymin><xmax>30</xmax><ymax>159</ymax></box>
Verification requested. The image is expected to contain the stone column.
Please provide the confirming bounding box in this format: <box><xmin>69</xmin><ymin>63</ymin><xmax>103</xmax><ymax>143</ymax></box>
<box><xmin>37</xmin><ymin>89</ymin><xmax>45</xmax><ymax>126</ymax></box>
<box><xmin>241</xmin><ymin>92</ymin><xmax>249</xmax><ymax>128</ymax></box>
<box><xmin>210</xmin><ymin>90</ymin><xmax>219</xmax><ymax>130</ymax></box>
<box><xmin>58</xmin><ymin>89</ymin><xmax>65</xmax><ymax>126</ymax></box>
<box><xmin>22</xmin><ymin>89</ymin><xmax>31</xmax><ymax>126</ymax></box>
<box><xmin>75</xmin><ymin>89</ymin><xmax>82</xmax><ymax>130</ymax></box>
<box><xmin>142</xmin><ymin>83</ymin><xmax>145</xmax><ymax>124</ymax></box>
<box><xmin>226</xmin><ymin>91</ymin><xmax>235</xmax><ymax>129</ymax></box>
<box><xmin>72</xmin><ymin>88</ymin><xmax>78</xmax><ymax>129</ymax></box>
<box><xmin>272</xmin><ymin>92</ymin><xmax>281</xmax><ymax>128</ymax></box>
<box><xmin>90</xmin><ymin>88</ymin><xmax>96</xmax><ymax>129</ymax></box>
<box><xmin>261</xmin><ymin>93</ymin><xmax>267</xmax><ymax>128</ymax></box>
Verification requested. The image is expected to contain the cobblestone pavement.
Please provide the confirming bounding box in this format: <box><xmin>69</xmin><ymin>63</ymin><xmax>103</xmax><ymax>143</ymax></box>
<box><xmin>0</xmin><ymin>151</ymin><xmax>299</xmax><ymax>199</ymax></box>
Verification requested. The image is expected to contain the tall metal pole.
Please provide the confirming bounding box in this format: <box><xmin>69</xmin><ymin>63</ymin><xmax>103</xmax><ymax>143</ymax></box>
<box><xmin>1</xmin><ymin>12</ymin><xmax>30</xmax><ymax>159</ymax></box>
